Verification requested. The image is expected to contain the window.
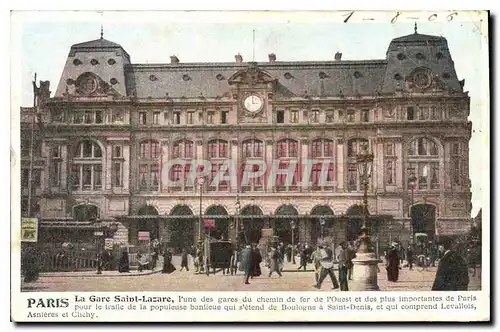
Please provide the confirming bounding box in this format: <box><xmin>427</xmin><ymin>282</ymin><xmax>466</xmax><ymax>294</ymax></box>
<box><xmin>277</xmin><ymin>110</ymin><xmax>284</xmax><ymax>124</ymax></box>
<box><xmin>311</xmin><ymin>110</ymin><xmax>320</xmax><ymax>123</ymax></box>
<box><xmin>112</xmin><ymin>110</ymin><xmax>124</xmax><ymax>122</ymax></box>
<box><xmin>113</xmin><ymin>146</ymin><xmax>122</xmax><ymax>158</ymax></box>
<box><xmin>139</xmin><ymin>112</ymin><xmax>147</xmax><ymax>125</ymax></box>
<box><xmin>385</xmin><ymin>143</ymin><xmax>394</xmax><ymax>156</ymax></box>
<box><xmin>139</xmin><ymin>140</ymin><xmax>160</xmax><ymax>191</ymax></box>
<box><xmin>430</xmin><ymin>106</ymin><xmax>440</xmax><ymax>120</ymax></box>
<box><xmin>347</xmin><ymin>139</ymin><xmax>369</xmax><ymax>157</ymax></box>
<box><xmin>347</xmin><ymin>110</ymin><xmax>355</xmax><ymax>122</ymax></box>
<box><xmin>113</xmin><ymin>162</ymin><xmax>122</xmax><ymax>187</ymax></box>
<box><xmin>386</xmin><ymin>161</ymin><xmax>395</xmax><ymax>185</ymax></box>
<box><xmin>73</xmin><ymin>112</ymin><xmax>83</xmax><ymax>124</ymax></box>
<box><xmin>408</xmin><ymin>137</ymin><xmax>438</xmax><ymax>156</ymax></box>
<box><xmin>346</xmin><ymin>139</ymin><xmax>369</xmax><ymax>191</ymax></box>
<box><xmin>95</xmin><ymin>111</ymin><xmax>103</xmax><ymax>124</ymax></box>
<box><xmin>338</xmin><ymin>110</ymin><xmax>344</xmax><ymax>121</ymax></box>
<box><xmin>140</xmin><ymin>140</ymin><xmax>160</xmax><ymax>159</ymax></box>
<box><xmin>451</xmin><ymin>142</ymin><xmax>463</xmax><ymax>185</ymax></box>
<box><xmin>50</xmin><ymin>146</ymin><xmax>62</xmax><ymax>187</ymax></box>
<box><xmin>326</xmin><ymin>110</ymin><xmax>334</xmax><ymax>123</ymax></box>
<box><xmin>347</xmin><ymin>166</ymin><xmax>358</xmax><ymax>192</ymax></box>
<box><xmin>276</xmin><ymin>139</ymin><xmax>298</xmax><ymax>158</ymax></box>
<box><xmin>290</xmin><ymin>110</ymin><xmax>299</xmax><ymax>123</ymax></box>
<box><xmin>73</xmin><ymin>110</ymin><xmax>103</xmax><ymax>124</ymax></box>
<box><xmin>173</xmin><ymin>140</ymin><xmax>194</xmax><ymax>159</ymax></box>
<box><xmin>275</xmin><ymin>161</ymin><xmax>300</xmax><ymax>191</ymax></box>
<box><xmin>361</xmin><ymin>109</ymin><xmax>369</xmax><ymax>122</ymax></box>
<box><xmin>407</xmin><ymin>107</ymin><xmax>415</xmax><ymax>120</ymax></box>
<box><xmin>221</xmin><ymin>111</ymin><xmax>228</xmax><ymax>124</ymax></box>
<box><xmin>153</xmin><ymin>112</ymin><xmax>160</xmax><ymax>125</ymax></box>
<box><xmin>187</xmin><ymin>111</ymin><xmax>194</xmax><ymax>124</ymax></box>
<box><xmin>207</xmin><ymin>111</ymin><xmax>214</xmax><ymax>124</ymax></box>
<box><xmin>174</xmin><ymin>112</ymin><xmax>181</xmax><ymax>125</ymax></box>
<box><xmin>71</xmin><ymin>140</ymin><xmax>103</xmax><ymax>191</ymax></box>
<box><xmin>418</xmin><ymin>107</ymin><xmax>429</xmax><ymax>120</ymax></box>
<box><xmin>51</xmin><ymin>109</ymin><xmax>64</xmax><ymax>122</ymax></box>
<box><xmin>242</xmin><ymin>140</ymin><xmax>264</xmax><ymax>158</ymax></box>
<box><xmin>311</xmin><ymin>139</ymin><xmax>334</xmax><ymax>158</ymax></box>
<box><xmin>207</xmin><ymin>139</ymin><xmax>228</xmax><ymax>158</ymax></box>
<box><xmin>407</xmin><ymin>137</ymin><xmax>441</xmax><ymax>191</ymax></box>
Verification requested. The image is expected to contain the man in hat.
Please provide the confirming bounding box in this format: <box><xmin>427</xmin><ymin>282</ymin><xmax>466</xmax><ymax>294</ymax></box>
<box><xmin>385</xmin><ymin>242</ymin><xmax>400</xmax><ymax>282</ymax></box>
<box><xmin>313</xmin><ymin>241</ymin><xmax>340</xmax><ymax>290</ymax></box>
<box><xmin>432</xmin><ymin>238</ymin><xmax>469</xmax><ymax>291</ymax></box>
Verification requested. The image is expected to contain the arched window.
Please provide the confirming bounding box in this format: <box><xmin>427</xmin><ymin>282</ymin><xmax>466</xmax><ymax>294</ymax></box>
<box><xmin>407</xmin><ymin>137</ymin><xmax>440</xmax><ymax>190</ymax></box>
<box><xmin>170</xmin><ymin>140</ymin><xmax>194</xmax><ymax>191</ymax></box>
<box><xmin>276</xmin><ymin>139</ymin><xmax>298</xmax><ymax>158</ymax></box>
<box><xmin>139</xmin><ymin>140</ymin><xmax>160</xmax><ymax>191</ymax></box>
<box><xmin>346</xmin><ymin>138</ymin><xmax>369</xmax><ymax>192</ymax></box>
<box><xmin>172</xmin><ymin>139</ymin><xmax>194</xmax><ymax>159</ymax></box>
<box><xmin>71</xmin><ymin>140</ymin><xmax>103</xmax><ymax>191</ymax></box>
<box><xmin>276</xmin><ymin>139</ymin><xmax>300</xmax><ymax>191</ymax></box>
<box><xmin>310</xmin><ymin>139</ymin><xmax>335</xmax><ymax>191</ymax></box>
<box><xmin>207</xmin><ymin>139</ymin><xmax>229</xmax><ymax>192</ymax></box>
<box><xmin>241</xmin><ymin>139</ymin><xmax>264</xmax><ymax>192</ymax></box>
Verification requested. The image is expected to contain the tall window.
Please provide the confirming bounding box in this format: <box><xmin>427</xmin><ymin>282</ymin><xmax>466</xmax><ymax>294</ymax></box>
<box><xmin>241</xmin><ymin>139</ymin><xmax>264</xmax><ymax>192</ymax></box>
<box><xmin>325</xmin><ymin>110</ymin><xmax>334</xmax><ymax>123</ymax></box>
<box><xmin>384</xmin><ymin>142</ymin><xmax>397</xmax><ymax>186</ymax></box>
<box><xmin>242</xmin><ymin>139</ymin><xmax>263</xmax><ymax>158</ymax></box>
<box><xmin>407</xmin><ymin>137</ymin><xmax>440</xmax><ymax>190</ymax></box>
<box><xmin>311</xmin><ymin>110</ymin><xmax>320</xmax><ymax>123</ymax></box>
<box><xmin>139</xmin><ymin>140</ymin><xmax>160</xmax><ymax>191</ymax></box>
<box><xmin>112</xmin><ymin>146</ymin><xmax>123</xmax><ymax>187</ymax></box>
<box><xmin>71</xmin><ymin>140</ymin><xmax>103</xmax><ymax>191</ymax></box>
<box><xmin>347</xmin><ymin>110</ymin><xmax>355</xmax><ymax>122</ymax></box>
<box><xmin>450</xmin><ymin>142</ymin><xmax>463</xmax><ymax>185</ymax></box>
<box><xmin>311</xmin><ymin>139</ymin><xmax>334</xmax><ymax>158</ymax></box>
<box><xmin>172</xmin><ymin>140</ymin><xmax>194</xmax><ymax>159</ymax></box>
<box><xmin>73</xmin><ymin>110</ymin><xmax>103</xmax><ymax>124</ymax></box>
<box><xmin>207</xmin><ymin>139</ymin><xmax>228</xmax><ymax>159</ymax></box>
<box><xmin>50</xmin><ymin>145</ymin><xmax>62</xmax><ymax>187</ymax></box>
<box><xmin>310</xmin><ymin>139</ymin><xmax>335</xmax><ymax>190</ymax></box>
<box><xmin>276</xmin><ymin>139</ymin><xmax>298</xmax><ymax>158</ymax></box>
<box><xmin>346</xmin><ymin>138</ymin><xmax>369</xmax><ymax>192</ymax></box>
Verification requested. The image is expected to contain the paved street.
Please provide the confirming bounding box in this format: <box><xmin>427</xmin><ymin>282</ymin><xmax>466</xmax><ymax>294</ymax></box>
<box><xmin>21</xmin><ymin>261</ymin><xmax>481</xmax><ymax>292</ymax></box>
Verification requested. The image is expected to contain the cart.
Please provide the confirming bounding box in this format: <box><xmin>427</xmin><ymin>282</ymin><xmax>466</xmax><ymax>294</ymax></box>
<box><xmin>203</xmin><ymin>236</ymin><xmax>234</xmax><ymax>276</ymax></box>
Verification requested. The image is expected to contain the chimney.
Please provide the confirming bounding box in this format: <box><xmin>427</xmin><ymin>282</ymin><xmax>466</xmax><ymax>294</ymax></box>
<box><xmin>170</xmin><ymin>55</ymin><xmax>179</xmax><ymax>64</ymax></box>
<box><xmin>268</xmin><ymin>53</ymin><xmax>276</xmax><ymax>63</ymax></box>
<box><xmin>335</xmin><ymin>52</ymin><xmax>342</xmax><ymax>61</ymax></box>
<box><xmin>235</xmin><ymin>53</ymin><xmax>243</xmax><ymax>63</ymax></box>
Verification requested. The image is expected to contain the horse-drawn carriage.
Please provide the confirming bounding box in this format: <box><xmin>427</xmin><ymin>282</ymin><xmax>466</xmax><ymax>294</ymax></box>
<box><xmin>202</xmin><ymin>236</ymin><xmax>236</xmax><ymax>276</ymax></box>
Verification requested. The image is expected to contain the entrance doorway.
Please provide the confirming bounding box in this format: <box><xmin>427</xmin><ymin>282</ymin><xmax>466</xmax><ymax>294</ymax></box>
<box><xmin>205</xmin><ymin>205</ymin><xmax>229</xmax><ymax>240</ymax></box>
<box><xmin>411</xmin><ymin>203</ymin><xmax>437</xmax><ymax>241</ymax></box>
<box><xmin>240</xmin><ymin>205</ymin><xmax>264</xmax><ymax>244</ymax></box>
<box><xmin>310</xmin><ymin>205</ymin><xmax>334</xmax><ymax>245</ymax></box>
<box><xmin>168</xmin><ymin>205</ymin><xmax>195</xmax><ymax>253</ymax></box>
<box><xmin>274</xmin><ymin>205</ymin><xmax>299</xmax><ymax>245</ymax></box>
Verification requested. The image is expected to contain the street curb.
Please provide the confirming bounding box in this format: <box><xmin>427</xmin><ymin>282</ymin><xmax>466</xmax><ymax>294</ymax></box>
<box><xmin>39</xmin><ymin>270</ymin><xmax>162</xmax><ymax>278</ymax></box>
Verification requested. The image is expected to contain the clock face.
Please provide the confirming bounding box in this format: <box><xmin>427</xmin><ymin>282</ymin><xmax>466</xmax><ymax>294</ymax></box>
<box><xmin>243</xmin><ymin>95</ymin><xmax>263</xmax><ymax>113</ymax></box>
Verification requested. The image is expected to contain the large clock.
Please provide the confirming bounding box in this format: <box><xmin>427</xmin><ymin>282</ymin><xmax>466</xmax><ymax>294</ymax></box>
<box><xmin>243</xmin><ymin>95</ymin><xmax>264</xmax><ymax>113</ymax></box>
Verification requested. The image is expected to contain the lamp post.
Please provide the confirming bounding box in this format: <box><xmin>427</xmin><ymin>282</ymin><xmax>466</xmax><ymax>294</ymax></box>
<box><xmin>408</xmin><ymin>174</ymin><xmax>417</xmax><ymax>244</ymax></box>
<box><xmin>93</xmin><ymin>218</ymin><xmax>103</xmax><ymax>275</ymax></box>
<box><xmin>235</xmin><ymin>195</ymin><xmax>241</xmax><ymax>247</ymax></box>
<box><xmin>351</xmin><ymin>146</ymin><xmax>381</xmax><ymax>291</ymax></box>
<box><xmin>197</xmin><ymin>177</ymin><xmax>205</xmax><ymax>244</ymax></box>
<box><xmin>320</xmin><ymin>217</ymin><xmax>326</xmax><ymax>240</ymax></box>
<box><xmin>291</xmin><ymin>220</ymin><xmax>296</xmax><ymax>264</ymax></box>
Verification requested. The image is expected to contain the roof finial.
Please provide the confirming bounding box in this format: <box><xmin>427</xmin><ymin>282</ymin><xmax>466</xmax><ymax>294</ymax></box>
<box><xmin>414</xmin><ymin>22</ymin><xmax>418</xmax><ymax>34</ymax></box>
<box><xmin>100</xmin><ymin>25</ymin><xmax>103</xmax><ymax>39</ymax></box>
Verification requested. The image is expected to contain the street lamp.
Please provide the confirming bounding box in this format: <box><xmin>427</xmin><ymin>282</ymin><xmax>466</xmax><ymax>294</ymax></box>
<box><xmin>197</xmin><ymin>177</ymin><xmax>205</xmax><ymax>244</ymax></box>
<box><xmin>235</xmin><ymin>194</ymin><xmax>241</xmax><ymax>247</ymax></box>
<box><xmin>93</xmin><ymin>218</ymin><xmax>103</xmax><ymax>275</ymax></box>
<box><xmin>291</xmin><ymin>220</ymin><xmax>296</xmax><ymax>264</ymax></box>
<box><xmin>351</xmin><ymin>145</ymin><xmax>381</xmax><ymax>291</ymax></box>
<box><xmin>408</xmin><ymin>174</ymin><xmax>417</xmax><ymax>244</ymax></box>
<box><xmin>320</xmin><ymin>217</ymin><xmax>326</xmax><ymax>240</ymax></box>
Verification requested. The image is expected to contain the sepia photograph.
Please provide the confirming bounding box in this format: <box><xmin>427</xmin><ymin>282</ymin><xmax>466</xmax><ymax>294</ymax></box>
<box><xmin>10</xmin><ymin>10</ymin><xmax>490</xmax><ymax>322</ymax></box>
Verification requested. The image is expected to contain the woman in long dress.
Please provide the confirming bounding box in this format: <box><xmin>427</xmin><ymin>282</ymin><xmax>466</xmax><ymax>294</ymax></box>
<box><xmin>250</xmin><ymin>245</ymin><xmax>262</xmax><ymax>278</ymax></box>
<box><xmin>162</xmin><ymin>250</ymin><xmax>176</xmax><ymax>274</ymax></box>
<box><xmin>385</xmin><ymin>244</ymin><xmax>400</xmax><ymax>282</ymax></box>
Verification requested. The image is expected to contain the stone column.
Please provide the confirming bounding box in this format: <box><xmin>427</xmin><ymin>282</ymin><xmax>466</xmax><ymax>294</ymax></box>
<box><xmin>231</xmin><ymin>139</ymin><xmax>238</xmax><ymax>192</ymax></box>
<box><xmin>300</xmin><ymin>140</ymin><xmax>309</xmax><ymax>192</ymax></box>
<box><xmin>376</xmin><ymin>139</ymin><xmax>384</xmax><ymax>191</ymax></box>
<box><xmin>265</xmin><ymin>140</ymin><xmax>274</xmax><ymax>192</ymax></box>
<box><xmin>336</xmin><ymin>139</ymin><xmax>344</xmax><ymax>191</ymax></box>
<box><xmin>60</xmin><ymin>144</ymin><xmax>68</xmax><ymax>190</ymax></box>
<box><xmin>395</xmin><ymin>139</ymin><xmax>403</xmax><ymax>188</ymax></box>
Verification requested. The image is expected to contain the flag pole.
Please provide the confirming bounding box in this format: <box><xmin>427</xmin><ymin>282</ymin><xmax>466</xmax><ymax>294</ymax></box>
<box><xmin>27</xmin><ymin>73</ymin><xmax>37</xmax><ymax>218</ymax></box>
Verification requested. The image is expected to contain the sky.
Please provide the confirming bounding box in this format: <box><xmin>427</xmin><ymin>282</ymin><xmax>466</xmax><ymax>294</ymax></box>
<box><xmin>11</xmin><ymin>11</ymin><xmax>489</xmax><ymax>217</ymax></box>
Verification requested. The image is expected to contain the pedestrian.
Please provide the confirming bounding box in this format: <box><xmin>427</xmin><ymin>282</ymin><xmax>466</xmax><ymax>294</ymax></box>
<box><xmin>250</xmin><ymin>244</ymin><xmax>262</xmax><ymax>278</ymax></box>
<box><xmin>337</xmin><ymin>242</ymin><xmax>350</xmax><ymax>291</ymax></box>
<box><xmin>297</xmin><ymin>246</ymin><xmax>308</xmax><ymax>271</ymax></box>
<box><xmin>118</xmin><ymin>250</ymin><xmax>130</xmax><ymax>273</ymax></box>
<box><xmin>407</xmin><ymin>246</ymin><xmax>414</xmax><ymax>270</ymax></box>
<box><xmin>180</xmin><ymin>248</ymin><xmax>189</xmax><ymax>271</ymax></box>
<box><xmin>267</xmin><ymin>246</ymin><xmax>283</xmax><ymax>278</ymax></box>
<box><xmin>432</xmin><ymin>239</ymin><xmax>469</xmax><ymax>291</ymax></box>
<box><xmin>137</xmin><ymin>253</ymin><xmax>149</xmax><ymax>272</ymax></box>
<box><xmin>385</xmin><ymin>242</ymin><xmax>400</xmax><ymax>282</ymax></box>
<box><xmin>311</xmin><ymin>245</ymin><xmax>322</xmax><ymax>284</ymax></box>
<box><xmin>313</xmin><ymin>241</ymin><xmax>340</xmax><ymax>290</ymax></box>
<box><xmin>286</xmin><ymin>245</ymin><xmax>292</xmax><ymax>263</ymax></box>
<box><xmin>162</xmin><ymin>249</ymin><xmax>176</xmax><ymax>274</ymax></box>
<box><xmin>150</xmin><ymin>238</ymin><xmax>160</xmax><ymax>270</ymax></box>
<box><xmin>239</xmin><ymin>244</ymin><xmax>253</xmax><ymax>284</ymax></box>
